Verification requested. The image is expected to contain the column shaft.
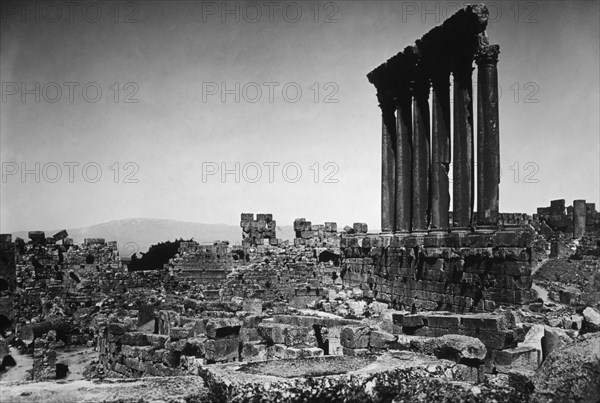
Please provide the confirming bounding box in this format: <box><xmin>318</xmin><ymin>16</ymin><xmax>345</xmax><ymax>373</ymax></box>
<box><xmin>573</xmin><ymin>199</ymin><xmax>586</xmax><ymax>238</ymax></box>
<box><xmin>379</xmin><ymin>93</ymin><xmax>396</xmax><ymax>233</ymax></box>
<box><xmin>452</xmin><ymin>63</ymin><xmax>474</xmax><ymax>228</ymax></box>
<box><xmin>431</xmin><ymin>75</ymin><xmax>451</xmax><ymax>230</ymax></box>
<box><xmin>476</xmin><ymin>45</ymin><xmax>500</xmax><ymax>227</ymax></box>
<box><xmin>395</xmin><ymin>94</ymin><xmax>412</xmax><ymax>232</ymax></box>
<box><xmin>412</xmin><ymin>81</ymin><xmax>430</xmax><ymax>231</ymax></box>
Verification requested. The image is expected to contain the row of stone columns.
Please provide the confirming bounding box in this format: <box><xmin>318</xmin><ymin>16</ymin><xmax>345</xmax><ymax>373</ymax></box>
<box><xmin>375</xmin><ymin>44</ymin><xmax>500</xmax><ymax>233</ymax></box>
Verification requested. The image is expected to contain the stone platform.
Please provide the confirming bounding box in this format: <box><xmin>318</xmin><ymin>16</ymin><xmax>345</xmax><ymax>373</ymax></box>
<box><xmin>198</xmin><ymin>352</ymin><xmax>489</xmax><ymax>401</ymax></box>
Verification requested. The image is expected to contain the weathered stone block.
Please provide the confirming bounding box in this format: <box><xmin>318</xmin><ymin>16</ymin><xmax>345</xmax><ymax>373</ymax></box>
<box><xmin>369</xmin><ymin>330</ymin><xmax>396</xmax><ymax>349</ymax></box>
<box><xmin>395</xmin><ymin>314</ymin><xmax>425</xmax><ymax>328</ymax></box>
<box><xmin>240</xmin><ymin>327</ymin><xmax>262</xmax><ymax>343</ymax></box>
<box><xmin>267</xmin><ymin>344</ymin><xmax>287</xmax><ymax>360</ymax></box>
<box><xmin>257</xmin><ymin>323</ymin><xmax>287</xmax><ymax>344</ymax></box>
<box><xmin>243</xmin><ymin>299</ymin><xmax>263</xmax><ymax>314</ymax></box>
<box><xmin>146</xmin><ymin>334</ymin><xmax>168</xmax><ymax>349</ymax></box>
<box><xmin>161</xmin><ymin>350</ymin><xmax>180</xmax><ymax>367</ymax></box>
<box><xmin>517</xmin><ymin>324</ymin><xmax>544</xmax><ymax>365</ymax></box>
<box><xmin>205</xmin><ymin>318</ymin><xmax>241</xmax><ymax>339</ymax></box>
<box><xmin>283</xmin><ymin>326</ymin><xmax>317</xmax><ymax>347</ymax></box>
<box><xmin>431</xmin><ymin>334</ymin><xmax>487</xmax><ymax>365</ymax></box>
<box><xmin>181</xmin><ymin>336</ymin><xmax>207</xmax><ymax>358</ymax></box>
<box><xmin>342</xmin><ymin>347</ymin><xmax>369</xmax><ymax>356</ymax></box>
<box><xmin>428</xmin><ymin>315</ymin><xmax>461</xmax><ymax>329</ymax></box>
<box><xmin>241</xmin><ymin>342</ymin><xmax>267</xmax><ymax>362</ymax></box>
<box><xmin>108</xmin><ymin>323</ymin><xmax>126</xmax><ymax>335</ymax></box>
<box><xmin>205</xmin><ymin>337</ymin><xmax>240</xmax><ymax>362</ymax></box>
<box><xmin>341</xmin><ymin>326</ymin><xmax>370</xmax><ymax>349</ymax></box>
<box><xmin>494</xmin><ymin>346</ymin><xmax>539</xmax><ymax>371</ymax></box>
<box><xmin>169</xmin><ymin>327</ymin><xmax>193</xmax><ymax>341</ymax></box>
<box><xmin>121</xmin><ymin>332</ymin><xmax>149</xmax><ymax>346</ymax></box>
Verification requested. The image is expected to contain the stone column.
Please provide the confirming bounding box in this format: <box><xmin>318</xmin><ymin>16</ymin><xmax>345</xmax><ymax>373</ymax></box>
<box><xmin>430</xmin><ymin>72</ymin><xmax>451</xmax><ymax>231</ymax></box>
<box><xmin>411</xmin><ymin>76</ymin><xmax>430</xmax><ymax>231</ymax></box>
<box><xmin>394</xmin><ymin>90</ymin><xmax>413</xmax><ymax>233</ymax></box>
<box><xmin>378</xmin><ymin>90</ymin><xmax>396</xmax><ymax>233</ymax></box>
<box><xmin>452</xmin><ymin>59</ymin><xmax>474</xmax><ymax>229</ymax></box>
<box><xmin>476</xmin><ymin>43</ymin><xmax>500</xmax><ymax>228</ymax></box>
<box><xmin>573</xmin><ymin>199</ymin><xmax>586</xmax><ymax>238</ymax></box>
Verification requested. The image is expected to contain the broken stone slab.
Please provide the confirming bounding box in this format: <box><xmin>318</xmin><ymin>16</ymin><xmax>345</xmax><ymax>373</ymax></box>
<box><xmin>582</xmin><ymin>307</ymin><xmax>600</xmax><ymax>334</ymax></box>
<box><xmin>369</xmin><ymin>330</ymin><xmax>397</xmax><ymax>349</ymax></box>
<box><xmin>542</xmin><ymin>326</ymin><xmax>572</xmax><ymax>362</ymax></box>
<box><xmin>430</xmin><ymin>334</ymin><xmax>487</xmax><ymax>366</ymax></box>
<box><xmin>517</xmin><ymin>324</ymin><xmax>544</xmax><ymax>366</ymax></box>
<box><xmin>205</xmin><ymin>318</ymin><xmax>242</xmax><ymax>339</ymax></box>
<box><xmin>341</xmin><ymin>326</ymin><xmax>370</xmax><ymax>349</ymax></box>
<box><xmin>205</xmin><ymin>337</ymin><xmax>240</xmax><ymax>362</ymax></box>
<box><xmin>241</xmin><ymin>342</ymin><xmax>268</xmax><ymax>362</ymax></box>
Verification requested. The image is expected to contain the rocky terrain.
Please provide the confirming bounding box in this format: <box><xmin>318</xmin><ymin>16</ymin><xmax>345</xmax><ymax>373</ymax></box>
<box><xmin>0</xmin><ymin>204</ymin><xmax>599</xmax><ymax>402</ymax></box>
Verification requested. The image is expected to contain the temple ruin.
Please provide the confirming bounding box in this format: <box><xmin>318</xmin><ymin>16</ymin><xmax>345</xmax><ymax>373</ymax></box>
<box><xmin>1</xmin><ymin>4</ymin><xmax>599</xmax><ymax>402</ymax></box>
<box><xmin>368</xmin><ymin>4</ymin><xmax>500</xmax><ymax>233</ymax></box>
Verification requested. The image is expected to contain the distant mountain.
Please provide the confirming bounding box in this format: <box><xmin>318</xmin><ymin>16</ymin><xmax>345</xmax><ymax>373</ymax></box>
<box><xmin>10</xmin><ymin>218</ymin><xmax>295</xmax><ymax>255</ymax></box>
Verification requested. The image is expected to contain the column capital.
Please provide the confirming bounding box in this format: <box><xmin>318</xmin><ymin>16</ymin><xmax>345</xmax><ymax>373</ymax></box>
<box><xmin>390</xmin><ymin>86</ymin><xmax>411</xmax><ymax>109</ymax></box>
<box><xmin>475</xmin><ymin>44</ymin><xmax>500</xmax><ymax>66</ymax></box>
<box><xmin>431</xmin><ymin>70</ymin><xmax>451</xmax><ymax>89</ymax></box>
<box><xmin>376</xmin><ymin>90</ymin><xmax>395</xmax><ymax>114</ymax></box>
<box><xmin>412</xmin><ymin>73</ymin><xmax>430</xmax><ymax>100</ymax></box>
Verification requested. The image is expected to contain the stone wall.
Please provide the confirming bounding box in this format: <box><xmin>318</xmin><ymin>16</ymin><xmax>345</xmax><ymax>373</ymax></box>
<box><xmin>340</xmin><ymin>229</ymin><xmax>536</xmax><ymax>313</ymax></box>
<box><xmin>241</xmin><ymin>213</ymin><xmax>277</xmax><ymax>246</ymax></box>
<box><xmin>0</xmin><ymin>234</ymin><xmax>16</xmax><ymax>293</ymax></box>
<box><xmin>98</xmin><ymin>309</ymin><xmax>365</xmax><ymax>377</ymax></box>
<box><xmin>536</xmin><ymin>199</ymin><xmax>600</xmax><ymax>237</ymax></box>
<box><xmin>171</xmin><ymin>241</ymin><xmax>233</xmax><ymax>285</ymax></box>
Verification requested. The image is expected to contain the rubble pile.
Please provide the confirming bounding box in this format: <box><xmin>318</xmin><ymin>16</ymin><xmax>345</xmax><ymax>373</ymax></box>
<box><xmin>240</xmin><ymin>213</ymin><xmax>277</xmax><ymax>246</ymax></box>
<box><xmin>171</xmin><ymin>241</ymin><xmax>234</xmax><ymax>288</ymax></box>
<box><xmin>293</xmin><ymin>218</ymin><xmax>344</xmax><ymax>247</ymax></box>
<box><xmin>1</xmin><ymin>198</ymin><xmax>599</xmax><ymax>402</ymax></box>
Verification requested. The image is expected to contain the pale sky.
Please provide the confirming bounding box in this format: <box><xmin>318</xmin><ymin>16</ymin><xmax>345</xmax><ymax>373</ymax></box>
<box><xmin>1</xmin><ymin>0</ymin><xmax>599</xmax><ymax>233</ymax></box>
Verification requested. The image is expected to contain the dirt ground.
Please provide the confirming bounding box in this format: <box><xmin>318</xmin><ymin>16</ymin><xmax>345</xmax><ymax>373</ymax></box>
<box><xmin>0</xmin><ymin>376</ymin><xmax>207</xmax><ymax>403</ymax></box>
<box><xmin>0</xmin><ymin>346</ymin><xmax>98</xmax><ymax>382</ymax></box>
